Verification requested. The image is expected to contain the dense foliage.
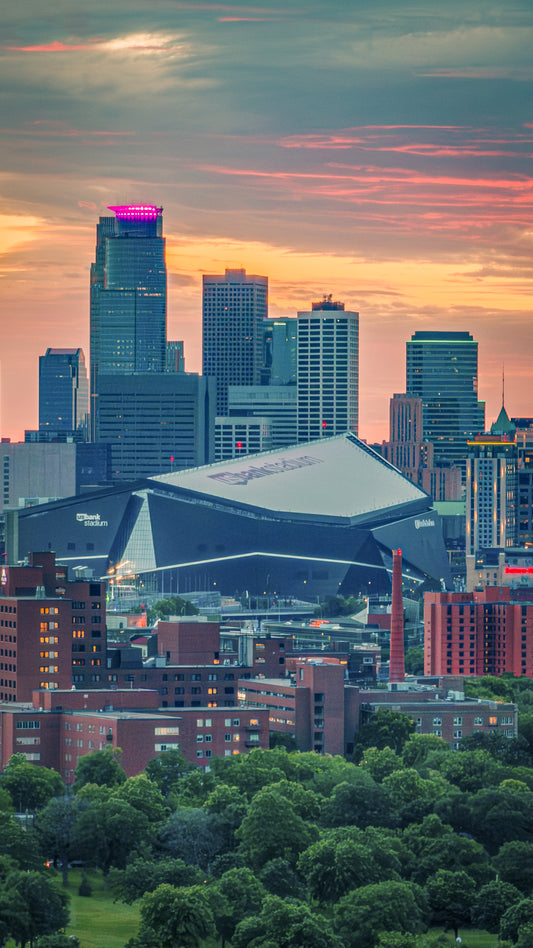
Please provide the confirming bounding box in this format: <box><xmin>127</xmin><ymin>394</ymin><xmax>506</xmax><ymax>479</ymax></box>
<box><xmin>4</xmin><ymin>679</ymin><xmax>533</xmax><ymax>945</ymax></box>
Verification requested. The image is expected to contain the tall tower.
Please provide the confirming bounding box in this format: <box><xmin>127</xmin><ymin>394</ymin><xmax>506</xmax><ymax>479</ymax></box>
<box><xmin>466</xmin><ymin>432</ymin><xmax>518</xmax><ymax>555</ymax></box>
<box><xmin>39</xmin><ymin>348</ymin><xmax>89</xmax><ymax>436</ymax></box>
<box><xmin>389</xmin><ymin>549</ymin><xmax>405</xmax><ymax>684</ymax></box>
<box><xmin>202</xmin><ymin>268</ymin><xmax>268</xmax><ymax>416</ymax></box>
<box><xmin>406</xmin><ymin>331</ymin><xmax>485</xmax><ymax>474</ymax></box>
<box><xmin>297</xmin><ymin>296</ymin><xmax>358</xmax><ymax>442</ymax></box>
<box><xmin>90</xmin><ymin>204</ymin><xmax>167</xmax><ymax>430</ymax></box>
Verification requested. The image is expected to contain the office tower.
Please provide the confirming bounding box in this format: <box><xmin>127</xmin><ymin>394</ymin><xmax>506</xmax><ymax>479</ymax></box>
<box><xmin>166</xmin><ymin>340</ymin><xmax>185</xmax><ymax>373</ymax></box>
<box><xmin>406</xmin><ymin>331</ymin><xmax>485</xmax><ymax>473</ymax></box>
<box><xmin>202</xmin><ymin>268</ymin><xmax>268</xmax><ymax>415</ymax></box>
<box><xmin>90</xmin><ymin>204</ymin><xmax>167</xmax><ymax>427</ymax></box>
<box><xmin>227</xmin><ymin>385</ymin><xmax>298</xmax><ymax>450</ymax></box>
<box><xmin>39</xmin><ymin>348</ymin><xmax>89</xmax><ymax>436</ymax></box>
<box><xmin>466</xmin><ymin>432</ymin><xmax>518</xmax><ymax>555</ymax></box>
<box><xmin>383</xmin><ymin>394</ymin><xmax>461</xmax><ymax>501</ymax></box>
<box><xmin>262</xmin><ymin>317</ymin><xmax>297</xmax><ymax>385</ymax></box>
<box><xmin>297</xmin><ymin>296</ymin><xmax>358</xmax><ymax>442</ymax></box>
<box><xmin>215</xmin><ymin>415</ymin><xmax>272</xmax><ymax>461</ymax></box>
<box><xmin>95</xmin><ymin>373</ymin><xmax>214</xmax><ymax>481</ymax></box>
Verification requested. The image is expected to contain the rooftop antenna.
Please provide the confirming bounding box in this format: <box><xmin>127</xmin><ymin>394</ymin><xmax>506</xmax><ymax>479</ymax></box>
<box><xmin>502</xmin><ymin>363</ymin><xmax>505</xmax><ymax>409</ymax></box>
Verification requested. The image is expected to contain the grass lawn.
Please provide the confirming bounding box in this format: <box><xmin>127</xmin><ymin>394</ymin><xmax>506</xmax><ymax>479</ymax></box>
<box><xmin>64</xmin><ymin>869</ymin><xmax>140</xmax><ymax>948</ymax></box>
<box><xmin>426</xmin><ymin>929</ymin><xmax>500</xmax><ymax>947</ymax></box>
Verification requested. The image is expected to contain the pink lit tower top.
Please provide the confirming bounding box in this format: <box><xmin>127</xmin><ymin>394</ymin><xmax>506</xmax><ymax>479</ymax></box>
<box><xmin>389</xmin><ymin>549</ymin><xmax>405</xmax><ymax>683</ymax></box>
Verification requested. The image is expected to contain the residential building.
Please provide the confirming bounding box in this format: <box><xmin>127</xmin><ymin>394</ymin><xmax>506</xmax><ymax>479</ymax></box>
<box><xmin>202</xmin><ymin>269</ymin><xmax>268</xmax><ymax>416</ymax></box>
<box><xmin>466</xmin><ymin>434</ymin><xmax>518</xmax><ymax>555</ymax></box>
<box><xmin>297</xmin><ymin>296</ymin><xmax>358</xmax><ymax>441</ymax></box>
<box><xmin>424</xmin><ymin>586</ymin><xmax>533</xmax><ymax>677</ymax></box>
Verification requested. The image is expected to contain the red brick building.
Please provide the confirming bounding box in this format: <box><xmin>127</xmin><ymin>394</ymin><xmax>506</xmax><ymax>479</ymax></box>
<box><xmin>0</xmin><ymin>552</ymin><xmax>106</xmax><ymax>702</ymax></box>
<box><xmin>424</xmin><ymin>586</ymin><xmax>533</xmax><ymax>677</ymax></box>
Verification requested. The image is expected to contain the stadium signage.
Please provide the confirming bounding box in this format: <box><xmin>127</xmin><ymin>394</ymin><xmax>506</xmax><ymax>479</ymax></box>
<box><xmin>415</xmin><ymin>518</ymin><xmax>435</xmax><ymax>529</ymax></box>
<box><xmin>208</xmin><ymin>455</ymin><xmax>324</xmax><ymax>487</ymax></box>
<box><xmin>76</xmin><ymin>513</ymin><xmax>108</xmax><ymax>528</ymax></box>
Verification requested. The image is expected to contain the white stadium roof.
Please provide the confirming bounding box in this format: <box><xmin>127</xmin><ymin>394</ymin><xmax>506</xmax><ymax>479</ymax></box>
<box><xmin>150</xmin><ymin>433</ymin><xmax>428</xmax><ymax>521</ymax></box>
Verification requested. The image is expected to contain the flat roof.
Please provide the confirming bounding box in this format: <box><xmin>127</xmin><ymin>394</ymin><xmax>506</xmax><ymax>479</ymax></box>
<box><xmin>151</xmin><ymin>433</ymin><xmax>427</xmax><ymax>521</ymax></box>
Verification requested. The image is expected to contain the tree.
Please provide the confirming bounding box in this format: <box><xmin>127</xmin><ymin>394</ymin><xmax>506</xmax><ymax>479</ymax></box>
<box><xmin>4</xmin><ymin>870</ymin><xmax>70</xmax><ymax>948</ymax></box>
<box><xmin>401</xmin><ymin>815</ymin><xmax>491</xmax><ymax>887</ymax></box>
<box><xmin>0</xmin><ymin>811</ymin><xmax>42</xmax><ymax>869</ymax></box>
<box><xmin>72</xmin><ymin>797</ymin><xmax>150</xmax><ymax>877</ymax></box>
<box><xmin>425</xmin><ymin>869</ymin><xmax>477</xmax><ymax>940</ymax></box>
<box><xmin>334</xmin><ymin>880</ymin><xmax>426</xmax><ymax>948</ymax></box>
<box><xmin>144</xmin><ymin>749</ymin><xmax>196</xmax><ymax>797</ymax></box>
<box><xmin>134</xmin><ymin>884</ymin><xmax>215</xmax><ymax>948</ymax></box>
<box><xmin>404</xmin><ymin>647</ymin><xmax>424</xmax><ymax>676</ymax></box>
<box><xmin>500</xmin><ymin>898</ymin><xmax>533</xmax><ymax>944</ymax></box>
<box><xmin>470</xmin><ymin>880</ymin><xmax>522</xmax><ymax>933</ymax></box>
<box><xmin>299</xmin><ymin>835</ymin><xmax>400</xmax><ymax>904</ymax></box>
<box><xmin>74</xmin><ymin>748</ymin><xmax>126</xmax><ymax>790</ymax></box>
<box><xmin>147</xmin><ymin>596</ymin><xmax>199</xmax><ymax>625</ymax></box>
<box><xmin>236</xmin><ymin>786</ymin><xmax>318</xmax><ymax>871</ymax></box>
<box><xmin>34</xmin><ymin>937</ymin><xmax>81</xmax><ymax>948</ymax></box>
<box><xmin>111</xmin><ymin>857</ymin><xmax>203</xmax><ymax>904</ymax></box>
<box><xmin>0</xmin><ymin>755</ymin><xmax>64</xmax><ymax>812</ymax></box>
<box><xmin>493</xmin><ymin>840</ymin><xmax>533</xmax><ymax>894</ymax></box>
<box><xmin>157</xmin><ymin>807</ymin><xmax>226</xmax><ymax>870</ymax></box>
<box><xmin>208</xmin><ymin>867</ymin><xmax>266</xmax><ymax>947</ymax></box>
<box><xmin>467</xmin><ymin>786</ymin><xmax>533</xmax><ymax>853</ymax></box>
<box><xmin>259</xmin><ymin>858</ymin><xmax>305</xmax><ymax>899</ymax></box>
<box><xmin>36</xmin><ymin>798</ymin><xmax>77</xmax><ymax>886</ymax></box>
<box><xmin>401</xmin><ymin>734</ymin><xmax>450</xmax><ymax>770</ymax></box>
<box><xmin>232</xmin><ymin>894</ymin><xmax>340</xmax><ymax>948</ymax></box>
<box><xmin>358</xmin><ymin>747</ymin><xmax>403</xmax><ymax>783</ymax></box>
<box><xmin>353</xmin><ymin>709</ymin><xmax>416</xmax><ymax>762</ymax></box>
<box><xmin>320</xmin><ymin>774</ymin><xmax>392</xmax><ymax>829</ymax></box>
<box><xmin>114</xmin><ymin>775</ymin><xmax>168</xmax><ymax>823</ymax></box>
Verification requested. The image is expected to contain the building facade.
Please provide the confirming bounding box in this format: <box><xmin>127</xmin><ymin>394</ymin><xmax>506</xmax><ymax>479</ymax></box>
<box><xmin>406</xmin><ymin>331</ymin><xmax>485</xmax><ymax>474</ymax></box>
<box><xmin>466</xmin><ymin>435</ymin><xmax>518</xmax><ymax>555</ymax></box>
<box><xmin>297</xmin><ymin>297</ymin><xmax>359</xmax><ymax>442</ymax></box>
<box><xmin>202</xmin><ymin>269</ymin><xmax>268</xmax><ymax>416</ymax></box>
<box><xmin>90</xmin><ymin>205</ymin><xmax>167</xmax><ymax>431</ymax></box>
<box><xmin>424</xmin><ymin>586</ymin><xmax>533</xmax><ymax>677</ymax></box>
<box><xmin>39</xmin><ymin>348</ymin><xmax>89</xmax><ymax>437</ymax></box>
<box><xmin>94</xmin><ymin>373</ymin><xmax>214</xmax><ymax>481</ymax></box>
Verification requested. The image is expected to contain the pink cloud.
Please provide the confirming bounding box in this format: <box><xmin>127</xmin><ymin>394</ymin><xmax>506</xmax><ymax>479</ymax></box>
<box><xmin>7</xmin><ymin>40</ymin><xmax>101</xmax><ymax>52</ymax></box>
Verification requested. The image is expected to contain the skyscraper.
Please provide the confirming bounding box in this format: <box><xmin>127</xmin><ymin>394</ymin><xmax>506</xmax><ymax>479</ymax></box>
<box><xmin>296</xmin><ymin>296</ymin><xmax>358</xmax><ymax>442</ymax></box>
<box><xmin>202</xmin><ymin>268</ymin><xmax>268</xmax><ymax>416</ymax></box>
<box><xmin>39</xmin><ymin>347</ymin><xmax>89</xmax><ymax>436</ymax></box>
<box><xmin>406</xmin><ymin>331</ymin><xmax>485</xmax><ymax>472</ymax></box>
<box><xmin>90</xmin><ymin>204</ymin><xmax>167</xmax><ymax>426</ymax></box>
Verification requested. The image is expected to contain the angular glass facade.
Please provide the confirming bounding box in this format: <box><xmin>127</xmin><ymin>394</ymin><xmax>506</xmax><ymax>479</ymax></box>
<box><xmin>39</xmin><ymin>348</ymin><xmax>89</xmax><ymax>436</ymax></box>
<box><xmin>90</xmin><ymin>206</ymin><xmax>167</xmax><ymax>431</ymax></box>
<box><xmin>406</xmin><ymin>331</ymin><xmax>485</xmax><ymax>473</ymax></box>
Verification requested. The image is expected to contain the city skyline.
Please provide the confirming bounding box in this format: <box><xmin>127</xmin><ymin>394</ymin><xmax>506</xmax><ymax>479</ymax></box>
<box><xmin>2</xmin><ymin>0</ymin><xmax>533</xmax><ymax>442</ymax></box>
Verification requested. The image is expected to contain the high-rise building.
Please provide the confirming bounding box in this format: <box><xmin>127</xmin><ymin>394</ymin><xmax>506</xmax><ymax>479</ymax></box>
<box><xmin>466</xmin><ymin>432</ymin><xmax>518</xmax><ymax>555</ymax></box>
<box><xmin>202</xmin><ymin>268</ymin><xmax>268</xmax><ymax>415</ymax></box>
<box><xmin>90</xmin><ymin>204</ymin><xmax>167</xmax><ymax>428</ymax></box>
<box><xmin>39</xmin><ymin>348</ymin><xmax>89</xmax><ymax>436</ymax></box>
<box><xmin>261</xmin><ymin>317</ymin><xmax>297</xmax><ymax>385</ymax></box>
<box><xmin>166</xmin><ymin>340</ymin><xmax>185</xmax><ymax>373</ymax></box>
<box><xmin>94</xmin><ymin>373</ymin><xmax>214</xmax><ymax>481</ymax></box>
<box><xmin>406</xmin><ymin>331</ymin><xmax>485</xmax><ymax>473</ymax></box>
<box><xmin>296</xmin><ymin>296</ymin><xmax>358</xmax><ymax>442</ymax></box>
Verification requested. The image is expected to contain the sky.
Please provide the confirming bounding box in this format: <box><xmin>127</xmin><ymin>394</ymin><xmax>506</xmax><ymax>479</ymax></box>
<box><xmin>1</xmin><ymin>0</ymin><xmax>533</xmax><ymax>443</ymax></box>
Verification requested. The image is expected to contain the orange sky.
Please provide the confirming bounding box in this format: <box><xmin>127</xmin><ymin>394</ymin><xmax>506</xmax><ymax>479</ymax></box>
<box><xmin>1</xmin><ymin>1</ymin><xmax>533</xmax><ymax>441</ymax></box>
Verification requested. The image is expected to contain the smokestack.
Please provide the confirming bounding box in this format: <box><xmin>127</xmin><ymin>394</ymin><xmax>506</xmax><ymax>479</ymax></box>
<box><xmin>389</xmin><ymin>549</ymin><xmax>405</xmax><ymax>683</ymax></box>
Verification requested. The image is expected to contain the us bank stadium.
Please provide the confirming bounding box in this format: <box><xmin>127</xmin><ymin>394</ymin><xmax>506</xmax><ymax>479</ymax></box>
<box><xmin>17</xmin><ymin>434</ymin><xmax>451</xmax><ymax>600</ymax></box>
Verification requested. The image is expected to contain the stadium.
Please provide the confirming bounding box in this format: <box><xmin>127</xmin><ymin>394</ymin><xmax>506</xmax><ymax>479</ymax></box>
<box><xmin>17</xmin><ymin>433</ymin><xmax>451</xmax><ymax>600</ymax></box>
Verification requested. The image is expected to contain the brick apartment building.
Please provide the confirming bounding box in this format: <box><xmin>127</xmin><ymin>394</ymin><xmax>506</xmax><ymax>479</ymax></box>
<box><xmin>0</xmin><ymin>552</ymin><xmax>106</xmax><ymax>701</ymax></box>
<box><xmin>424</xmin><ymin>586</ymin><xmax>533</xmax><ymax>677</ymax></box>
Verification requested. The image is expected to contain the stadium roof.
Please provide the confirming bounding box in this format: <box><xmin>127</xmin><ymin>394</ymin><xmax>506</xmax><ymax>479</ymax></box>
<box><xmin>150</xmin><ymin>433</ymin><xmax>428</xmax><ymax>522</ymax></box>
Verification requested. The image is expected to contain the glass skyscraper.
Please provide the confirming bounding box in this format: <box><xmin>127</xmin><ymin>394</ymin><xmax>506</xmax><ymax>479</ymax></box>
<box><xmin>90</xmin><ymin>204</ymin><xmax>167</xmax><ymax>427</ymax></box>
<box><xmin>406</xmin><ymin>330</ymin><xmax>485</xmax><ymax>472</ymax></box>
<box><xmin>39</xmin><ymin>347</ymin><xmax>89</xmax><ymax>436</ymax></box>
